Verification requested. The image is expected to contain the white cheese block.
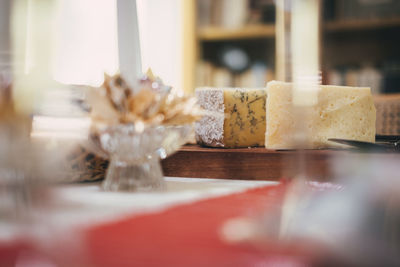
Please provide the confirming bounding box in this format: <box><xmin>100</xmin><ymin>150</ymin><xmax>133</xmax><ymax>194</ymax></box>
<box><xmin>195</xmin><ymin>87</ymin><xmax>267</xmax><ymax>148</ymax></box>
<box><xmin>265</xmin><ymin>81</ymin><xmax>376</xmax><ymax>149</ymax></box>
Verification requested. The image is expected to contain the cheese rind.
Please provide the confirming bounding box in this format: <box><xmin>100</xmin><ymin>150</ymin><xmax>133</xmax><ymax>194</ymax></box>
<box><xmin>265</xmin><ymin>81</ymin><xmax>376</xmax><ymax>149</ymax></box>
<box><xmin>195</xmin><ymin>88</ymin><xmax>225</xmax><ymax>147</ymax></box>
<box><xmin>196</xmin><ymin>87</ymin><xmax>267</xmax><ymax>148</ymax></box>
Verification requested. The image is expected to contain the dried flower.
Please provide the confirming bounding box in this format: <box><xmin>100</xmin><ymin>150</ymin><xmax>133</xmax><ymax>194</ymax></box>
<box><xmin>87</xmin><ymin>71</ymin><xmax>203</xmax><ymax>128</ymax></box>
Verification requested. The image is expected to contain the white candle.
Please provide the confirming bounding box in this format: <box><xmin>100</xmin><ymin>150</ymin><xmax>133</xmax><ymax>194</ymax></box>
<box><xmin>0</xmin><ymin>0</ymin><xmax>11</xmax><ymax>73</ymax></box>
<box><xmin>117</xmin><ymin>0</ymin><xmax>142</xmax><ymax>90</ymax></box>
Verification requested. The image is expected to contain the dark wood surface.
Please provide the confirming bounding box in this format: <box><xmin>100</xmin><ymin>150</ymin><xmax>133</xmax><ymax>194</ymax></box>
<box><xmin>161</xmin><ymin>145</ymin><xmax>350</xmax><ymax>181</ymax></box>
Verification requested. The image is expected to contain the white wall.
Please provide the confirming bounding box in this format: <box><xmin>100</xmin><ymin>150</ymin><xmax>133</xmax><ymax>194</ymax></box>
<box><xmin>15</xmin><ymin>0</ymin><xmax>183</xmax><ymax>90</ymax></box>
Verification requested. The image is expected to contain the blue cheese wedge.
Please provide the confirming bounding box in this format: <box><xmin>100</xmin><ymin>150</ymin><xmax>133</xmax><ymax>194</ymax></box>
<box><xmin>195</xmin><ymin>87</ymin><xmax>267</xmax><ymax>148</ymax></box>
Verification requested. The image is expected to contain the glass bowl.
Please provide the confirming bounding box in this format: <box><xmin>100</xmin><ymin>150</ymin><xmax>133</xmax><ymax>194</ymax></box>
<box><xmin>87</xmin><ymin>124</ymin><xmax>192</xmax><ymax>192</ymax></box>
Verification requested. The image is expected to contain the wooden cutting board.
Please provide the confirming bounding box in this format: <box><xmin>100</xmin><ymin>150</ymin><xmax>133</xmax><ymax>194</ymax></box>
<box><xmin>161</xmin><ymin>145</ymin><xmax>348</xmax><ymax>181</ymax></box>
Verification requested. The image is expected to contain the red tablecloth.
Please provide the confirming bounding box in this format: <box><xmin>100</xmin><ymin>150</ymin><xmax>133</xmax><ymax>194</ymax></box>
<box><xmin>0</xmin><ymin>183</ymin><xmax>312</xmax><ymax>267</ymax></box>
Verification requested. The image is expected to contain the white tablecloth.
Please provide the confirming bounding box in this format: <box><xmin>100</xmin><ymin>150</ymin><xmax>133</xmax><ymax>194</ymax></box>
<box><xmin>0</xmin><ymin>178</ymin><xmax>276</xmax><ymax>241</ymax></box>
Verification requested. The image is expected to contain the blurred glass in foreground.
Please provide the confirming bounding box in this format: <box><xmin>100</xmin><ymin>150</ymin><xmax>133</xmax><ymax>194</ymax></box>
<box><xmin>222</xmin><ymin>154</ymin><xmax>400</xmax><ymax>266</ymax></box>
<box><xmin>0</xmin><ymin>0</ymin><xmax>111</xmax><ymax>265</ymax></box>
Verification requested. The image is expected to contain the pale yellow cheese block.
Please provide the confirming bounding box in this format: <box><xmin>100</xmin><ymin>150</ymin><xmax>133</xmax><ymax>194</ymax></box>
<box><xmin>265</xmin><ymin>81</ymin><xmax>376</xmax><ymax>149</ymax></box>
<box><xmin>195</xmin><ymin>87</ymin><xmax>267</xmax><ymax>148</ymax></box>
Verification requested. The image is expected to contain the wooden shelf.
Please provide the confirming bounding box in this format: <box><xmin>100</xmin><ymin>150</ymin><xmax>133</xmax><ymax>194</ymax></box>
<box><xmin>198</xmin><ymin>24</ymin><xmax>275</xmax><ymax>41</ymax></box>
<box><xmin>325</xmin><ymin>17</ymin><xmax>400</xmax><ymax>32</ymax></box>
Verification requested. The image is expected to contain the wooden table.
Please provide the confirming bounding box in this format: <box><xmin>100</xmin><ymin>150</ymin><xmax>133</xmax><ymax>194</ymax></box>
<box><xmin>162</xmin><ymin>145</ymin><xmax>347</xmax><ymax>181</ymax></box>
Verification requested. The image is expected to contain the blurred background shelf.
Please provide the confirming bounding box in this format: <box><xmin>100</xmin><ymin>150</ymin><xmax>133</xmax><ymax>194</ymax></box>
<box><xmin>183</xmin><ymin>0</ymin><xmax>277</xmax><ymax>91</ymax></box>
<box><xmin>183</xmin><ymin>0</ymin><xmax>400</xmax><ymax>97</ymax></box>
<box><xmin>198</xmin><ymin>24</ymin><xmax>275</xmax><ymax>41</ymax></box>
<box><xmin>325</xmin><ymin>17</ymin><xmax>400</xmax><ymax>32</ymax></box>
